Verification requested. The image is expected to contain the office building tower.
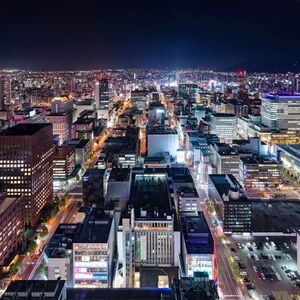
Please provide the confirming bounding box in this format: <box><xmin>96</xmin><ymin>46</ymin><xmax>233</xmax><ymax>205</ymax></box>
<box><xmin>44</xmin><ymin>223</ymin><xmax>81</xmax><ymax>285</ymax></box>
<box><xmin>0</xmin><ymin>75</ymin><xmax>11</xmax><ymax>110</ymax></box>
<box><xmin>95</xmin><ymin>78</ymin><xmax>110</xmax><ymax>120</ymax></box>
<box><xmin>294</xmin><ymin>76</ymin><xmax>300</xmax><ymax>93</ymax></box>
<box><xmin>210</xmin><ymin>113</ymin><xmax>237</xmax><ymax>143</ymax></box>
<box><xmin>261</xmin><ymin>93</ymin><xmax>300</xmax><ymax>132</ymax></box>
<box><xmin>51</xmin><ymin>96</ymin><xmax>73</xmax><ymax>114</ymax></box>
<box><xmin>120</xmin><ymin>208</ymin><xmax>180</xmax><ymax>288</ymax></box>
<box><xmin>0</xmin><ymin>77</ymin><xmax>5</xmax><ymax>111</ymax></box>
<box><xmin>274</xmin><ymin>144</ymin><xmax>300</xmax><ymax>179</ymax></box>
<box><xmin>131</xmin><ymin>90</ymin><xmax>148</xmax><ymax>111</ymax></box>
<box><xmin>0</xmin><ymin>195</ymin><xmax>25</xmax><ymax>266</ymax></box>
<box><xmin>239</xmin><ymin>156</ymin><xmax>282</xmax><ymax>189</ymax></box>
<box><xmin>118</xmin><ymin>170</ymin><xmax>181</xmax><ymax>288</ymax></box>
<box><xmin>148</xmin><ymin>102</ymin><xmax>166</xmax><ymax>126</ymax></box>
<box><xmin>0</xmin><ymin>124</ymin><xmax>53</xmax><ymax>226</ymax></box>
<box><xmin>46</xmin><ymin>96</ymin><xmax>73</xmax><ymax>145</ymax></box>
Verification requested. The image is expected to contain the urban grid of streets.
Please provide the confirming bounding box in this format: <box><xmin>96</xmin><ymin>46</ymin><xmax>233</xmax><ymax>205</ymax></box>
<box><xmin>9</xmin><ymin>94</ymin><xmax>297</xmax><ymax>300</ymax></box>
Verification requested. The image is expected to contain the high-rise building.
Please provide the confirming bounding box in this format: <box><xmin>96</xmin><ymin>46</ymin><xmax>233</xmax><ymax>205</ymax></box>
<box><xmin>0</xmin><ymin>75</ymin><xmax>11</xmax><ymax>110</ymax></box>
<box><xmin>46</xmin><ymin>96</ymin><xmax>73</xmax><ymax>145</ymax></box>
<box><xmin>95</xmin><ymin>78</ymin><xmax>110</xmax><ymax>119</ymax></box>
<box><xmin>261</xmin><ymin>93</ymin><xmax>300</xmax><ymax>132</ymax></box>
<box><xmin>0</xmin><ymin>124</ymin><xmax>53</xmax><ymax>226</ymax></box>
<box><xmin>0</xmin><ymin>195</ymin><xmax>25</xmax><ymax>266</ymax></box>
<box><xmin>51</xmin><ymin>96</ymin><xmax>73</xmax><ymax>114</ymax></box>
<box><xmin>208</xmin><ymin>174</ymin><xmax>252</xmax><ymax>234</ymax></box>
<box><xmin>0</xmin><ymin>77</ymin><xmax>5</xmax><ymax>111</ymax></box>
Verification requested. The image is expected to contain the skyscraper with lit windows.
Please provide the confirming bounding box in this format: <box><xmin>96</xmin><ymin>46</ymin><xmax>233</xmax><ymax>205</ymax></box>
<box><xmin>0</xmin><ymin>123</ymin><xmax>53</xmax><ymax>226</ymax></box>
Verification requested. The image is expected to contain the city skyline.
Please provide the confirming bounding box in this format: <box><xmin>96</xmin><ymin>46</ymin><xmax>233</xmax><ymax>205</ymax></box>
<box><xmin>1</xmin><ymin>1</ymin><xmax>300</xmax><ymax>299</ymax></box>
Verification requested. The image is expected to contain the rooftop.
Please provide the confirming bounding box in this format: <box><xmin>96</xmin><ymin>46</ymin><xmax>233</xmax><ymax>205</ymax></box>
<box><xmin>78</xmin><ymin>209</ymin><xmax>112</xmax><ymax>243</ymax></box>
<box><xmin>3</xmin><ymin>279</ymin><xmax>65</xmax><ymax>300</ymax></box>
<box><xmin>240</xmin><ymin>156</ymin><xmax>279</xmax><ymax>165</ymax></box>
<box><xmin>109</xmin><ymin>168</ymin><xmax>131</xmax><ymax>181</ymax></box>
<box><xmin>211</xmin><ymin>113</ymin><xmax>236</xmax><ymax>118</ymax></box>
<box><xmin>264</xmin><ymin>92</ymin><xmax>300</xmax><ymax>100</ymax></box>
<box><xmin>252</xmin><ymin>200</ymin><xmax>300</xmax><ymax>233</ymax></box>
<box><xmin>147</xmin><ymin>126</ymin><xmax>177</xmax><ymax>135</ymax></box>
<box><xmin>45</xmin><ymin>224</ymin><xmax>81</xmax><ymax>258</ymax></box>
<box><xmin>213</xmin><ymin>143</ymin><xmax>238</xmax><ymax>156</ymax></box>
<box><xmin>276</xmin><ymin>144</ymin><xmax>300</xmax><ymax>160</ymax></box>
<box><xmin>128</xmin><ymin>171</ymin><xmax>171</xmax><ymax>211</ymax></box>
<box><xmin>0</xmin><ymin>195</ymin><xmax>22</xmax><ymax>216</ymax></box>
<box><xmin>209</xmin><ymin>174</ymin><xmax>246</xmax><ymax>202</ymax></box>
<box><xmin>0</xmin><ymin>123</ymin><xmax>51</xmax><ymax>136</ymax></box>
<box><xmin>63</xmin><ymin>138</ymin><xmax>91</xmax><ymax>148</ymax></box>
<box><xmin>180</xmin><ymin>212</ymin><xmax>214</xmax><ymax>255</ymax></box>
<box><xmin>76</xmin><ymin>99</ymin><xmax>94</xmax><ymax>106</ymax></box>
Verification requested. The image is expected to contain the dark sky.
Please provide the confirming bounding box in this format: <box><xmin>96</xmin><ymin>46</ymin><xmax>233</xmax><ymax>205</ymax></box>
<box><xmin>1</xmin><ymin>0</ymin><xmax>300</xmax><ymax>72</ymax></box>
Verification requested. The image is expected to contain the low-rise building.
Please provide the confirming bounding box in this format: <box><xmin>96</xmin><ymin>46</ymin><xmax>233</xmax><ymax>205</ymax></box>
<box><xmin>208</xmin><ymin>174</ymin><xmax>252</xmax><ymax>234</ymax></box>
<box><xmin>210</xmin><ymin>143</ymin><xmax>240</xmax><ymax>180</ymax></box>
<box><xmin>62</xmin><ymin>138</ymin><xmax>92</xmax><ymax>166</ymax></box>
<box><xmin>53</xmin><ymin>147</ymin><xmax>76</xmax><ymax>180</ymax></box>
<box><xmin>180</xmin><ymin>212</ymin><xmax>215</xmax><ymax>279</ymax></box>
<box><xmin>2</xmin><ymin>279</ymin><xmax>66</xmax><ymax>300</ymax></box>
<box><xmin>44</xmin><ymin>224</ymin><xmax>81</xmax><ymax>286</ymax></box>
<box><xmin>239</xmin><ymin>156</ymin><xmax>282</xmax><ymax>189</ymax></box>
<box><xmin>73</xmin><ymin>209</ymin><xmax>115</xmax><ymax>288</ymax></box>
<box><xmin>209</xmin><ymin>113</ymin><xmax>237</xmax><ymax>144</ymax></box>
<box><xmin>177</xmin><ymin>186</ymin><xmax>200</xmax><ymax>212</ymax></box>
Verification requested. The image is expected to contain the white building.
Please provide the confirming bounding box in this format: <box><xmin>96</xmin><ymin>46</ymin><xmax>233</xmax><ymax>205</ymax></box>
<box><xmin>210</xmin><ymin>143</ymin><xmax>240</xmax><ymax>180</ymax></box>
<box><xmin>72</xmin><ymin>210</ymin><xmax>115</xmax><ymax>288</ymax></box>
<box><xmin>210</xmin><ymin>113</ymin><xmax>237</xmax><ymax>143</ymax></box>
<box><xmin>261</xmin><ymin>93</ymin><xmax>300</xmax><ymax>132</ymax></box>
<box><xmin>147</xmin><ymin>127</ymin><xmax>179</xmax><ymax>159</ymax></box>
<box><xmin>117</xmin><ymin>208</ymin><xmax>181</xmax><ymax>288</ymax></box>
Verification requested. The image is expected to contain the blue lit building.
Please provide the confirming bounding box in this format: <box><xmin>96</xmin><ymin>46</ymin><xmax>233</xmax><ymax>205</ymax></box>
<box><xmin>261</xmin><ymin>93</ymin><xmax>300</xmax><ymax>132</ymax></box>
<box><xmin>180</xmin><ymin>212</ymin><xmax>215</xmax><ymax>279</ymax></box>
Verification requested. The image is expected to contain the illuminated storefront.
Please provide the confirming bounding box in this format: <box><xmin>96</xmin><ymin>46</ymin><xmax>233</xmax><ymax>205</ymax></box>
<box><xmin>186</xmin><ymin>254</ymin><xmax>214</xmax><ymax>279</ymax></box>
<box><xmin>73</xmin><ymin>243</ymin><xmax>109</xmax><ymax>288</ymax></box>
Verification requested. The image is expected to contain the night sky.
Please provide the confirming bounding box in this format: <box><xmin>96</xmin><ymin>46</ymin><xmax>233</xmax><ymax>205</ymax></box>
<box><xmin>1</xmin><ymin>0</ymin><xmax>300</xmax><ymax>72</ymax></box>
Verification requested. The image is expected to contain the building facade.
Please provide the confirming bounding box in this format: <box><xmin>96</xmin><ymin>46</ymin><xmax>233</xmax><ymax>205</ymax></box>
<box><xmin>210</xmin><ymin>113</ymin><xmax>237</xmax><ymax>144</ymax></box>
<box><xmin>0</xmin><ymin>195</ymin><xmax>25</xmax><ymax>266</ymax></box>
<box><xmin>0</xmin><ymin>124</ymin><xmax>53</xmax><ymax>226</ymax></box>
<box><xmin>261</xmin><ymin>93</ymin><xmax>300</xmax><ymax>132</ymax></box>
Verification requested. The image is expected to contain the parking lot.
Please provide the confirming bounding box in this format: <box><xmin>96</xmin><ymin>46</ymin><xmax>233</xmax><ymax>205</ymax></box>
<box><xmin>228</xmin><ymin>235</ymin><xmax>300</xmax><ymax>299</ymax></box>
